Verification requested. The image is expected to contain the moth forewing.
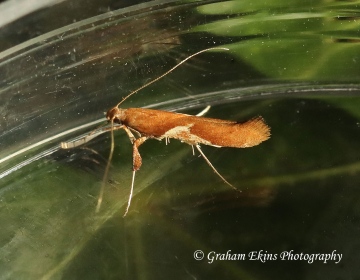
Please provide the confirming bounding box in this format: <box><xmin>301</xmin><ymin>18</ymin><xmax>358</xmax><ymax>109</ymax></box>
<box><xmin>109</xmin><ymin>108</ymin><xmax>270</xmax><ymax>147</ymax></box>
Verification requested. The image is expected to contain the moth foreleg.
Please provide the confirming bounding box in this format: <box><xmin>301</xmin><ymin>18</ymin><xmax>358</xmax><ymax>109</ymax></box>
<box><xmin>132</xmin><ymin>137</ymin><xmax>148</xmax><ymax>171</ymax></box>
<box><xmin>123</xmin><ymin>170</ymin><xmax>136</xmax><ymax>217</ymax></box>
<box><xmin>61</xmin><ymin>124</ymin><xmax>126</xmax><ymax>149</ymax></box>
<box><xmin>123</xmin><ymin>126</ymin><xmax>137</xmax><ymax>144</ymax></box>
<box><xmin>123</xmin><ymin>136</ymin><xmax>148</xmax><ymax>217</ymax></box>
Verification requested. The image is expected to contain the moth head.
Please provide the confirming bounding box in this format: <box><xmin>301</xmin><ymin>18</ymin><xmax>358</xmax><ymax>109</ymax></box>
<box><xmin>106</xmin><ymin>107</ymin><xmax>125</xmax><ymax>124</ymax></box>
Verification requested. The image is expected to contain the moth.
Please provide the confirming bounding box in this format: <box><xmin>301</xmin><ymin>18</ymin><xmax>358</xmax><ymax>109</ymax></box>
<box><xmin>61</xmin><ymin>48</ymin><xmax>271</xmax><ymax>216</ymax></box>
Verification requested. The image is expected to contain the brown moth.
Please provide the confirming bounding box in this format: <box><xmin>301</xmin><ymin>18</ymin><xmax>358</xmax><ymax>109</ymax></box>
<box><xmin>61</xmin><ymin>48</ymin><xmax>271</xmax><ymax>216</ymax></box>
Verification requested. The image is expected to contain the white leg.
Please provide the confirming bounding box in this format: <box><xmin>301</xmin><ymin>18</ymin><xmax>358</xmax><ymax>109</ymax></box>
<box><xmin>195</xmin><ymin>144</ymin><xmax>238</xmax><ymax>191</ymax></box>
<box><xmin>196</xmin><ymin>105</ymin><xmax>211</xmax><ymax>117</ymax></box>
<box><xmin>123</xmin><ymin>170</ymin><xmax>136</xmax><ymax>217</ymax></box>
<box><xmin>61</xmin><ymin>124</ymin><xmax>125</xmax><ymax>149</ymax></box>
<box><xmin>95</xmin><ymin>124</ymin><xmax>137</xmax><ymax>213</ymax></box>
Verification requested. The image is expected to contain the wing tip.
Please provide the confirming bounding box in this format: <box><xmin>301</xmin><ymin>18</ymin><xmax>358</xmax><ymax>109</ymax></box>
<box><xmin>244</xmin><ymin>116</ymin><xmax>271</xmax><ymax>145</ymax></box>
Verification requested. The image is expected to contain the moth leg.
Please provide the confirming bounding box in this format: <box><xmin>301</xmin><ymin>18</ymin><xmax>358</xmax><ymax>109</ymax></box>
<box><xmin>95</xmin><ymin>124</ymin><xmax>141</xmax><ymax>214</ymax></box>
<box><xmin>122</xmin><ymin>125</ymin><xmax>137</xmax><ymax>144</ymax></box>
<box><xmin>123</xmin><ymin>170</ymin><xmax>136</xmax><ymax>217</ymax></box>
<box><xmin>61</xmin><ymin>122</ymin><xmax>139</xmax><ymax>149</ymax></box>
<box><xmin>196</xmin><ymin>105</ymin><xmax>211</xmax><ymax>117</ymax></box>
<box><xmin>191</xmin><ymin>145</ymin><xmax>195</xmax><ymax>155</ymax></box>
<box><xmin>129</xmin><ymin>127</ymin><xmax>142</xmax><ymax>138</ymax></box>
<box><xmin>132</xmin><ymin>137</ymin><xmax>148</xmax><ymax>171</ymax></box>
<box><xmin>195</xmin><ymin>144</ymin><xmax>238</xmax><ymax>191</ymax></box>
<box><xmin>61</xmin><ymin>134</ymin><xmax>97</xmax><ymax>149</ymax></box>
<box><xmin>61</xmin><ymin>124</ymin><xmax>126</xmax><ymax>149</ymax></box>
<box><xmin>123</xmin><ymin>136</ymin><xmax>148</xmax><ymax>217</ymax></box>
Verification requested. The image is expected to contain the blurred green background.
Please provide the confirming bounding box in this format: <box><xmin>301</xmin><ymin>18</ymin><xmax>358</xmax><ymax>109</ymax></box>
<box><xmin>1</xmin><ymin>0</ymin><xmax>360</xmax><ymax>279</ymax></box>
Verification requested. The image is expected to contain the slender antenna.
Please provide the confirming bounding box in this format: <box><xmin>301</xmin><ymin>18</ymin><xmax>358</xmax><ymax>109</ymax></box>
<box><xmin>195</xmin><ymin>144</ymin><xmax>239</xmax><ymax>192</ymax></box>
<box><xmin>116</xmin><ymin>47</ymin><xmax>229</xmax><ymax>107</ymax></box>
<box><xmin>96</xmin><ymin>120</ymin><xmax>116</xmax><ymax>213</ymax></box>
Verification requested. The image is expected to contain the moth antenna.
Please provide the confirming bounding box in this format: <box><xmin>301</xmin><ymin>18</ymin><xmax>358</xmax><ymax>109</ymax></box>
<box><xmin>96</xmin><ymin>120</ymin><xmax>116</xmax><ymax>213</ymax></box>
<box><xmin>195</xmin><ymin>144</ymin><xmax>239</xmax><ymax>191</ymax></box>
<box><xmin>116</xmin><ymin>47</ymin><xmax>229</xmax><ymax>107</ymax></box>
<box><xmin>123</xmin><ymin>170</ymin><xmax>136</xmax><ymax>217</ymax></box>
